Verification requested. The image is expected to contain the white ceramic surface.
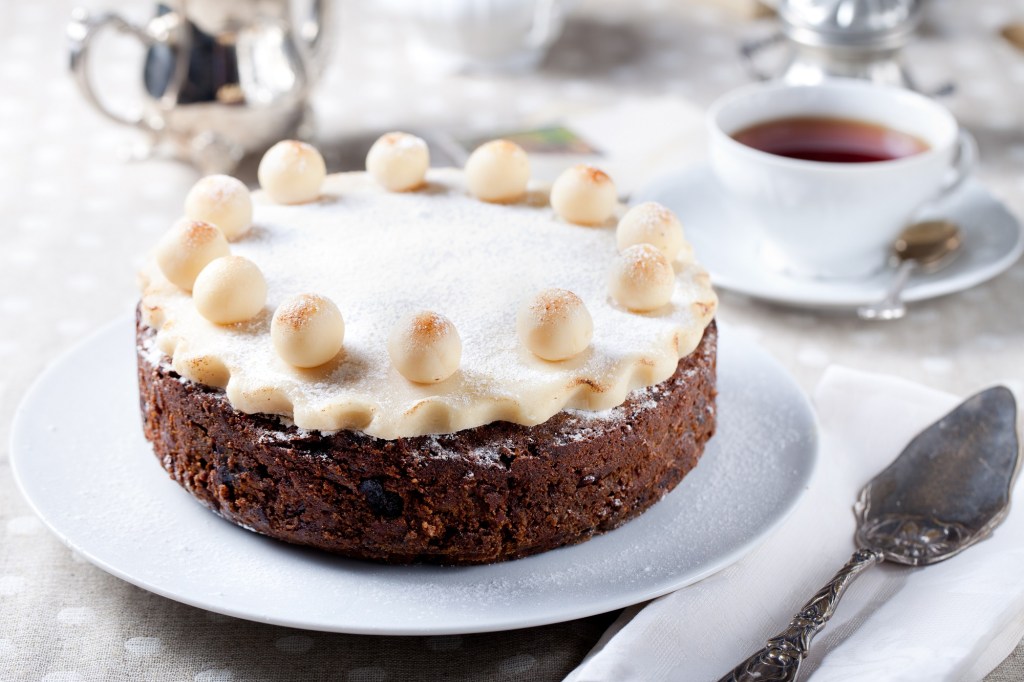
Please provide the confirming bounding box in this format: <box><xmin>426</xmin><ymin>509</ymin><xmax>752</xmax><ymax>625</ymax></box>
<box><xmin>384</xmin><ymin>0</ymin><xmax>568</xmax><ymax>73</ymax></box>
<box><xmin>707</xmin><ymin>80</ymin><xmax>965</xmax><ymax>279</ymax></box>
<box><xmin>11</xmin><ymin>316</ymin><xmax>817</xmax><ymax>635</ymax></box>
<box><xmin>636</xmin><ymin>164</ymin><xmax>1024</xmax><ymax>309</ymax></box>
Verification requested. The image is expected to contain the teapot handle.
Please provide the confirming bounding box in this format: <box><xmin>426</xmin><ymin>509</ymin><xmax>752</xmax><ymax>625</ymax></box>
<box><xmin>296</xmin><ymin>0</ymin><xmax>334</xmax><ymax>79</ymax></box>
<box><xmin>67</xmin><ymin>6</ymin><xmax>186</xmax><ymax>133</ymax></box>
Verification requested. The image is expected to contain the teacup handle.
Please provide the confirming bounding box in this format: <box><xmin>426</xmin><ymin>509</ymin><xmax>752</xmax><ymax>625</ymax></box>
<box><xmin>67</xmin><ymin>7</ymin><xmax>186</xmax><ymax>133</ymax></box>
<box><xmin>939</xmin><ymin>129</ymin><xmax>977</xmax><ymax>199</ymax></box>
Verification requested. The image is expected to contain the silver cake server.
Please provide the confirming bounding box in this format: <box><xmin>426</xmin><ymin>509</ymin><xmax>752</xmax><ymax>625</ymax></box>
<box><xmin>719</xmin><ymin>386</ymin><xmax>1021</xmax><ymax>682</ymax></box>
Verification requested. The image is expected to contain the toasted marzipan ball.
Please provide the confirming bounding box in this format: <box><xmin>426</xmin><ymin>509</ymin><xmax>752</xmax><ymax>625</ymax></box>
<box><xmin>271</xmin><ymin>293</ymin><xmax>345</xmax><ymax>368</ymax></box>
<box><xmin>184</xmin><ymin>175</ymin><xmax>253</xmax><ymax>241</ymax></box>
<box><xmin>609</xmin><ymin>243</ymin><xmax>676</xmax><ymax>312</ymax></box>
<box><xmin>617</xmin><ymin>202</ymin><xmax>692</xmax><ymax>262</ymax></box>
<box><xmin>550</xmin><ymin>164</ymin><xmax>617</xmax><ymax>226</ymax></box>
<box><xmin>192</xmin><ymin>256</ymin><xmax>267</xmax><ymax>325</ymax></box>
<box><xmin>387</xmin><ymin>311</ymin><xmax>462</xmax><ymax>384</ymax></box>
<box><xmin>516</xmin><ymin>288</ymin><xmax>593</xmax><ymax>361</ymax></box>
<box><xmin>155</xmin><ymin>219</ymin><xmax>231</xmax><ymax>291</ymax></box>
<box><xmin>465</xmin><ymin>139</ymin><xmax>530</xmax><ymax>203</ymax></box>
<box><xmin>258</xmin><ymin>140</ymin><xmax>326</xmax><ymax>204</ymax></box>
<box><xmin>365</xmin><ymin>132</ymin><xmax>430</xmax><ymax>192</ymax></box>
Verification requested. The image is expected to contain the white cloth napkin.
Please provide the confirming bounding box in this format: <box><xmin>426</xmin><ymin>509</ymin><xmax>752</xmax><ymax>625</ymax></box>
<box><xmin>566</xmin><ymin>366</ymin><xmax>1024</xmax><ymax>682</ymax></box>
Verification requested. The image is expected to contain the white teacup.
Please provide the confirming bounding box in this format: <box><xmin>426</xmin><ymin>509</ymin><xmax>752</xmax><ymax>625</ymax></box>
<box><xmin>707</xmin><ymin>80</ymin><xmax>974</xmax><ymax>279</ymax></box>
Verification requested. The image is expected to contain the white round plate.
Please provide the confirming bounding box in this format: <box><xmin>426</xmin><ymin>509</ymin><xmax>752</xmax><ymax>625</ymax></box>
<box><xmin>635</xmin><ymin>164</ymin><xmax>1024</xmax><ymax>309</ymax></box>
<box><xmin>11</xmin><ymin>316</ymin><xmax>817</xmax><ymax>635</ymax></box>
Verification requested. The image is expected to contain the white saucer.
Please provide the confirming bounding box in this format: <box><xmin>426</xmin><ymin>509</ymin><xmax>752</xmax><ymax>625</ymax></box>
<box><xmin>635</xmin><ymin>164</ymin><xmax>1024</xmax><ymax>309</ymax></box>
<box><xmin>11</xmin><ymin>316</ymin><xmax>817</xmax><ymax>635</ymax></box>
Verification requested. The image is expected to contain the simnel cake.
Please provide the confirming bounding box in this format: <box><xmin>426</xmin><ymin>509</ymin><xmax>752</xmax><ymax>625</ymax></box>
<box><xmin>136</xmin><ymin>134</ymin><xmax>718</xmax><ymax>565</ymax></box>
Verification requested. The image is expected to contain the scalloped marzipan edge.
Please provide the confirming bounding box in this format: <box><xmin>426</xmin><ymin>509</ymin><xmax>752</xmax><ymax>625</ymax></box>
<box><xmin>143</xmin><ymin>278</ymin><xmax>717</xmax><ymax>439</ymax></box>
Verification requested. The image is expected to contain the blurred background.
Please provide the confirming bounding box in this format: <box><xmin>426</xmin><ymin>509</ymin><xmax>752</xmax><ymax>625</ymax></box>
<box><xmin>2</xmin><ymin>0</ymin><xmax>1024</xmax><ymax>679</ymax></box>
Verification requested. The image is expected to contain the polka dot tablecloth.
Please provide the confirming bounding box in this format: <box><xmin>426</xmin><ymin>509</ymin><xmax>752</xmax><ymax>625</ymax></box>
<box><xmin>2</xmin><ymin>0</ymin><xmax>1024</xmax><ymax>680</ymax></box>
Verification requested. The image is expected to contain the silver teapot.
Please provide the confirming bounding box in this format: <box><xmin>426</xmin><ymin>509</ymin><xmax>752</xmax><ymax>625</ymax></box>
<box><xmin>741</xmin><ymin>0</ymin><xmax>951</xmax><ymax>95</ymax></box>
<box><xmin>68</xmin><ymin>0</ymin><xmax>333</xmax><ymax>172</ymax></box>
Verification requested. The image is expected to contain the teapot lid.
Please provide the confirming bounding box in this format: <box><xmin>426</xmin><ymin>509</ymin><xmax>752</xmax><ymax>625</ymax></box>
<box><xmin>779</xmin><ymin>0</ymin><xmax>924</xmax><ymax>50</ymax></box>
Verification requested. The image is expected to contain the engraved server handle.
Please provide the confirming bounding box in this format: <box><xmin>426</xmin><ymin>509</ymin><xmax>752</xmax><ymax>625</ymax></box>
<box><xmin>717</xmin><ymin>548</ymin><xmax>884</xmax><ymax>682</ymax></box>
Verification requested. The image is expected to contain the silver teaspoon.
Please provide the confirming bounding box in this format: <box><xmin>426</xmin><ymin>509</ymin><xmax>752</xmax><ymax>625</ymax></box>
<box><xmin>718</xmin><ymin>386</ymin><xmax>1021</xmax><ymax>682</ymax></box>
<box><xmin>857</xmin><ymin>220</ymin><xmax>962</xmax><ymax>321</ymax></box>
<box><xmin>1002</xmin><ymin>23</ymin><xmax>1024</xmax><ymax>54</ymax></box>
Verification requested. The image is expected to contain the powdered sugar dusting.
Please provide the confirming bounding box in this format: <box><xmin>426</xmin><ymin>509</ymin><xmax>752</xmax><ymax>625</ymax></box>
<box><xmin>200</xmin><ymin>175</ymin><xmax>243</xmax><ymax>207</ymax></box>
<box><xmin>139</xmin><ymin>169</ymin><xmax>717</xmax><ymax>439</ymax></box>
<box><xmin>384</xmin><ymin>132</ymin><xmax>427</xmax><ymax>152</ymax></box>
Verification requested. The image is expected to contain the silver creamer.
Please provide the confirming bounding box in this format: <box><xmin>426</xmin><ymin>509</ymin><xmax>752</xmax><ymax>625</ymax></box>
<box><xmin>69</xmin><ymin>0</ymin><xmax>333</xmax><ymax>172</ymax></box>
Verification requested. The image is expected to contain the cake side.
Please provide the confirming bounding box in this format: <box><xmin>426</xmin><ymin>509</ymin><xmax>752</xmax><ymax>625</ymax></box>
<box><xmin>137</xmin><ymin>316</ymin><xmax>718</xmax><ymax>565</ymax></box>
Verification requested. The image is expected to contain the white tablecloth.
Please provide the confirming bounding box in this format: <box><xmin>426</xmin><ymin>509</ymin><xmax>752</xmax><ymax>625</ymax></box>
<box><xmin>2</xmin><ymin>0</ymin><xmax>1023</xmax><ymax>679</ymax></box>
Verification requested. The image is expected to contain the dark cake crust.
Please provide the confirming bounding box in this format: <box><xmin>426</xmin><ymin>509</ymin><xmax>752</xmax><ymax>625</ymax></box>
<box><xmin>137</xmin><ymin>317</ymin><xmax>717</xmax><ymax>565</ymax></box>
